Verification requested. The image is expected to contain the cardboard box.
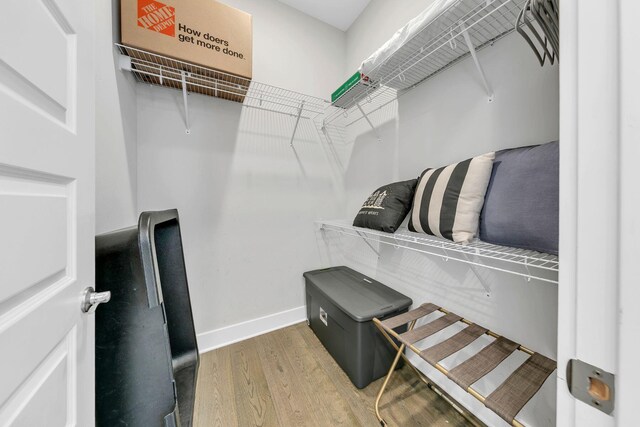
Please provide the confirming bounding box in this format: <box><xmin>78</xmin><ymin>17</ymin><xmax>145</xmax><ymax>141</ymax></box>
<box><xmin>121</xmin><ymin>0</ymin><xmax>252</xmax><ymax>101</ymax></box>
<box><xmin>331</xmin><ymin>71</ymin><xmax>379</xmax><ymax>108</ymax></box>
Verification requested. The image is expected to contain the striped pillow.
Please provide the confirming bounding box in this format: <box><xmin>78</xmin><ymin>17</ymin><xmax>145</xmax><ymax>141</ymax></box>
<box><xmin>408</xmin><ymin>152</ymin><xmax>495</xmax><ymax>243</ymax></box>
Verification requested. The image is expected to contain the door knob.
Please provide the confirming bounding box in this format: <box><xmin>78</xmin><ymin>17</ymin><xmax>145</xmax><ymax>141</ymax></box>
<box><xmin>82</xmin><ymin>287</ymin><xmax>111</xmax><ymax>314</ymax></box>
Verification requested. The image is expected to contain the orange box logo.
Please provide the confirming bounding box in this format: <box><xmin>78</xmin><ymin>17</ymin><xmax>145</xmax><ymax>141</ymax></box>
<box><xmin>138</xmin><ymin>0</ymin><xmax>175</xmax><ymax>37</ymax></box>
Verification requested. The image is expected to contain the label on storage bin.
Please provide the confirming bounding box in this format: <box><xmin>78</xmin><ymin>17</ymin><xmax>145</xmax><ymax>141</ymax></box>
<box><xmin>319</xmin><ymin>307</ymin><xmax>328</xmax><ymax>326</ymax></box>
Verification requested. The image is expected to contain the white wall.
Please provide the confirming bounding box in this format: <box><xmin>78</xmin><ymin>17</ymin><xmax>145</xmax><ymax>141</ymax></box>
<box><xmin>224</xmin><ymin>0</ymin><xmax>346</xmax><ymax>98</ymax></box>
<box><xmin>322</xmin><ymin>1</ymin><xmax>560</xmax><ymax>426</ymax></box>
<box><xmin>95</xmin><ymin>0</ymin><xmax>138</xmax><ymax>234</ymax></box>
<box><xmin>135</xmin><ymin>0</ymin><xmax>346</xmax><ymax>348</ymax></box>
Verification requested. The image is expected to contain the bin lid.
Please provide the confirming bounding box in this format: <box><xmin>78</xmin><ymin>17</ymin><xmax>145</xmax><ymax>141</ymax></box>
<box><xmin>303</xmin><ymin>266</ymin><xmax>413</xmax><ymax>322</ymax></box>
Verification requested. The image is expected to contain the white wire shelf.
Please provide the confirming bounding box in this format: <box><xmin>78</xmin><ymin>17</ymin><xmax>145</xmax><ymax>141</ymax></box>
<box><xmin>318</xmin><ymin>220</ymin><xmax>559</xmax><ymax>285</ymax></box>
<box><xmin>116</xmin><ymin>44</ymin><xmax>329</xmax><ymax>137</ymax></box>
<box><xmin>325</xmin><ymin>0</ymin><xmax>526</xmax><ymax>126</ymax></box>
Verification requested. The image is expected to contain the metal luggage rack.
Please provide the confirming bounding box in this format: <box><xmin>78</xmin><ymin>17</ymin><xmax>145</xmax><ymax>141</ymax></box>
<box><xmin>116</xmin><ymin>44</ymin><xmax>328</xmax><ymax>141</ymax></box>
<box><xmin>318</xmin><ymin>220</ymin><xmax>559</xmax><ymax>287</ymax></box>
<box><xmin>324</xmin><ymin>0</ymin><xmax>527</xmax><ymax>131</ymax></box>
<box><xmin>373</xmin><ymin>302</ymin><xmax>556</xmax><ymax>427</ymax></box>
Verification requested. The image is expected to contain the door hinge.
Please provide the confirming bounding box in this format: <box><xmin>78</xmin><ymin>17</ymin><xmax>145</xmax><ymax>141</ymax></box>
<box><xmin>566</xmin><ymin>359</ymin><xmax>614</xmax><ymax>415</ymax></box>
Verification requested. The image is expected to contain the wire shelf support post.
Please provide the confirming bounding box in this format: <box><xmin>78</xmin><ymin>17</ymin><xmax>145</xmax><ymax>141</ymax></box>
<box><xmin>356</xmin><ymin>102</ymin><xmax>383</xmax><ymax>142</ymax></box>
<box><xmin>289</xmin><ymin>100</ymin><xmax>305</xmax><ymax>147</ymax></box>
<box><xmin>181</xmin><ymin>71</ymin><xmax>191</xmax><ymax>134</ymax></box>
<box><xmin>460</xmin><ymin>22</ymin><xmax>494</xmax><ymax>102</ymax></box>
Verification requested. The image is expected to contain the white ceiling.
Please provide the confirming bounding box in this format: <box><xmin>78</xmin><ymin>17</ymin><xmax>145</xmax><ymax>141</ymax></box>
<box><xmin>276</xmin><ymin>0</ymin><xmax>371</xmax><ymax>31</ymax></box>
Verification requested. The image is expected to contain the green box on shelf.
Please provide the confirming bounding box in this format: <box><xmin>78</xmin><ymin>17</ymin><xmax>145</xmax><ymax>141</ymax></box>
<box><xmin>331</xmin><ymin>71</ymin><xmax>378</xmax><ymax>108</ymax></box>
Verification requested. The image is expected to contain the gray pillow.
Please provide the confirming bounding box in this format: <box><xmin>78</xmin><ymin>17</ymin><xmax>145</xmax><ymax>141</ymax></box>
<box><xmin>479</xmin><ymin>141</ymin><xmax>559</xmax><ymax>255</ymax></box>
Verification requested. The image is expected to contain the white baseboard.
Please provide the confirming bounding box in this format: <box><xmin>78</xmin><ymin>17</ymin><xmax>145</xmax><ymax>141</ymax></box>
<box><xmin>197</xmin><ymin>305</ymin><xmax>307</xmax><ymax>354</ymax></box>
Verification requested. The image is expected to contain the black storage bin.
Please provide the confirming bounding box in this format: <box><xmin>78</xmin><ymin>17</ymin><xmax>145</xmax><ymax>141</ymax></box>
<box><xmin>96</xmin><ymin>209</ymin><xmax>199</xmax><ymax>427</ymax></box>
<box><xmin>303</xmin><ymin>266</ymin><xmax>412</xmax><ymax>389</ymax></box>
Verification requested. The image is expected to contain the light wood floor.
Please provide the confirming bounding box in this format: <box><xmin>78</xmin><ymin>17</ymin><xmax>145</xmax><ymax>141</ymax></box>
<box><xmin>193</xmin><ymin>322</ymin><xmax>472</xmax><ymax>427</ymax></box>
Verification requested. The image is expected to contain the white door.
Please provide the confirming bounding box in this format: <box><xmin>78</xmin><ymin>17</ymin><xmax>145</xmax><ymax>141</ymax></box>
<box><xmin>0</xmin><ymin>0</ymin><xmax>95</xmax><ymax>425</ymax></box>
<box><xmin>616</xmin><ymin>1</ymin><xmax>640</xmax><ymax>424</ymax></box>
<box><xmin>558</xmin><ymin>0</ymin><xmax>639</xmax><ymax>426</ymax></box>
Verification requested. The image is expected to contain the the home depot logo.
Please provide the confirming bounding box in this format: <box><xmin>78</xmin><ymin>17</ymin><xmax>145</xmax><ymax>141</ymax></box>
<box><xmin>138</xmin><ymin>0</ymin><xmax>175</xmax><ymax>36</ymax></box>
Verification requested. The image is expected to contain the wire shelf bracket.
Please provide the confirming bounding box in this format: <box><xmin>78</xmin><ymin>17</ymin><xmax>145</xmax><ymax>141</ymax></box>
<box><xmin>180</xmin><ymin>71</ymin><xmax>191</xmax><ymax>134</ymax></box>
<box><xmin>320</xmin><ymin>120</ymin><xmax>333</xmax><ymax>145</ymax></box>
<box><xmin>356</xmin><ymin>102</ymin><xmax>383</xmax><ymax>142</ymax></box>
<box><xmin>460</xmin><ymin>22</ymin><xmax>494</xmax><ymax>102</ymax></box>
<box><xmin>289</xmin><ymin>100</ymin><xmax>304</xmax><ymax>147</ymax></box>
<box><xmin>462</xmin><ymin>252</ymin><xmax>493</xmax><ymax>296</ymax></box>
<box><xmin>356</xmin><ymin>229</ymin><xmax>381</xmax><ymax>257</ymax></box>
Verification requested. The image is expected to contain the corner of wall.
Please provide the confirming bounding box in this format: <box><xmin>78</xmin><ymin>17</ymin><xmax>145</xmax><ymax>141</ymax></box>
<box><xmin>95</xmin><ymin>0</ymin><xmax>139</xmax><ymax>234</ymax></box>
<box><xmin>197</xmin><ymin>306</ymin><xmax>307</xmax><ymax>353</ymax></box>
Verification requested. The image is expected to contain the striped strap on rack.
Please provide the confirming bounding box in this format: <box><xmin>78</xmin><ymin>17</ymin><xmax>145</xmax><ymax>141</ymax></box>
<box><xmin>380</xmin><ymin>303</ymin><xmax>439</xmax><ymax>329</ymax></box>
<box><xmin>420</xmin><ymin>323</ymin><xmax>488</xmax><ymax>365</ymax></box>
<box><xmin>447</xmin><ymin>336</ymin><xmax>519</xmax><ymax>390</ymax></box>
<box><xmin>376</xmin><ymin>302</ymin><xmax>558</xmax><ymax>426</ymax></box>
<box><xmin>484</xmin><ymin>353</ymin><xmax>557</xmax><ymax>423</ymax></box>
<box><xmin>398</xmin><ymin>313</ymin><xmax>462</xmax><ymax>345</ymax></box>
